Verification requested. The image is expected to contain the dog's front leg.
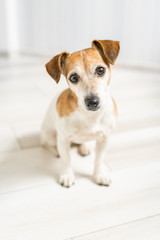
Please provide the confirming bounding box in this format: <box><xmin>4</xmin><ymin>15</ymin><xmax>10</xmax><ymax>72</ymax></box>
<box><xmin>57</xmin><ymin>136</ymin><xmax>75</xmax><ymax>187</ymax></box>
<box><xmin>94</xmin><ymin>136</ymin><xmax>111</xmax><ymax>186</ymax></box>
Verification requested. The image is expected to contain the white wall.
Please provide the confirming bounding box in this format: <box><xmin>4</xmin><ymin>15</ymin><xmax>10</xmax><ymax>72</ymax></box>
<box><xmin>0</xmin><ymin>0</ymin><xmax>8</xmax><ymax>53</ymax></box>
<box><xmin>0</xmin><ymin>0</ymin><xmax>160</xmax><ymax>67</ymax></box>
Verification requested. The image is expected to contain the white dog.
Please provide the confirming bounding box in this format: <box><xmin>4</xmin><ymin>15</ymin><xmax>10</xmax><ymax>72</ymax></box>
<box><xmin>41</xmin><ymin>40</ymin><xmax>120</xmax><ymax>187</ymax></box>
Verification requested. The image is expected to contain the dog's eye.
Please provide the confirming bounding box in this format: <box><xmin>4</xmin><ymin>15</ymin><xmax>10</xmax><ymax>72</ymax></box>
<box><xmin>69</xmin><ymin>73</ymin><xmax>79</xmax><ymax>84</ymax></box>
<box><xmin>95</xmin><ymin>66</ymin><xmax>105</xmax><ymax>76</ymax></box>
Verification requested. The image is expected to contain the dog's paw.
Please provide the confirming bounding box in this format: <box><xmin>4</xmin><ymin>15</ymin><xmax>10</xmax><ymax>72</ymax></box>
<box><xmin>94</xmin><ymin>170</ymin><xmax>111</xmax><ymax>186</ymax></box>
<box><xmin>78</xmin><ymin>144</ymin><xmax>90</xmax><ymax>157</ymax></box>
<box><xmin>59</xmin><ymin>169</ymin><xmax>75</xmax><ymax>188</ymax></box>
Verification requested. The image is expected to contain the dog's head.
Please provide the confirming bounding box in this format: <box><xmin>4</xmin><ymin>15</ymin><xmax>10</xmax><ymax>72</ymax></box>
<box><xmin>46</xmin><ymin>40</ymin><xmax>120</xmax><ymax>112</ymax></box>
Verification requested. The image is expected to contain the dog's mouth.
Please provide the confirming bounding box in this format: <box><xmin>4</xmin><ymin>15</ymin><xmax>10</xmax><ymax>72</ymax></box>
<box><xmin>87</xmin><ymin>107</ymin><xmax>100</xmax><ymax>112</ymax></box>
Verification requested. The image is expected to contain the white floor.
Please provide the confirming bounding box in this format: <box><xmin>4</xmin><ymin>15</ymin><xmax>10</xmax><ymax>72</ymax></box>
<box><xmin>0</xmin><ymin>56</ymin><xmax>160</xmax><ymax>240</ymax></box>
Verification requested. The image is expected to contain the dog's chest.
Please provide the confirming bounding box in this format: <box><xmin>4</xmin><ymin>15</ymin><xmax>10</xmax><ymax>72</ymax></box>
<box><xmin>67</xmin><ymin>115</ymin><xmax>110</xmax><ymax>143</ymax></box>
<box><xmin>70</xmin><ymin>125</ymin><xmax>103</xmax><ymax>143</ymax></box>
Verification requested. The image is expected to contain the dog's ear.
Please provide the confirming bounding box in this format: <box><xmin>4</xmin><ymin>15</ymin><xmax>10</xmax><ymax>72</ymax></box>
<box><xmin>45</xmin><ymin>52</ymin><xmax>69</xmax><ymax>83</ymax></box>
<box><xmin>92</xmin><ymin>40</ymin><xmax>120</xmax><ymax>65</ymax></box>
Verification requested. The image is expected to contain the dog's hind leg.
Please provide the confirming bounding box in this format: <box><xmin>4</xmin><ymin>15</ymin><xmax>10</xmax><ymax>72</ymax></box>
<box><xmin>78</xmin><ymin>143</ymin><xmax>91</xmax><ymax>157</ymax></box>
<box><xmin>41</xmin><ymin>129</ymin><xmax>59</xmax><ymax>157</ymax></box>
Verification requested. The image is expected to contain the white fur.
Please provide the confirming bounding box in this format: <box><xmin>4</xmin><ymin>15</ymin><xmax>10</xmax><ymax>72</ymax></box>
<box><xmin>41</xmin><ymin>86</ymin><xmax>116</xmax><ymax>187</ymax></box>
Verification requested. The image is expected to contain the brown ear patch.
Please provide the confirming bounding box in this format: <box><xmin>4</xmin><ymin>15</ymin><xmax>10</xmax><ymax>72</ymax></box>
<box><xmin>92</xmin><ymin>40</ymin><xmax>120</xmax><ymax>65</ymax></box>
<box><xmin>56</xmin><ymin>89</ymin><xmax>78</xmax><ymax>117</ymax></box>
<box><xmin>45</xmin><ymin>52</ymin><xmax>69</xmax><ymax>83</ymax></box>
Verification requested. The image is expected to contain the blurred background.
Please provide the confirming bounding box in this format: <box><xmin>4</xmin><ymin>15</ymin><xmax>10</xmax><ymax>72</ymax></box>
<box><xmin>0</xmin><ymin>0</ymin><xmax>160</xmax><ymax>68</ymax></box>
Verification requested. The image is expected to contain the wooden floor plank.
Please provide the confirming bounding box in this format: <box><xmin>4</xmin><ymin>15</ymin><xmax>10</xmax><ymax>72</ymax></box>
<box><xmin>0</xmin><ymin>162</ymin><xmax>160</xmax><ymax>240</ymax></box>
<box><xmin>107</xmin><ymin>142</ymin><xmax>160</xmax><ymax>170</ymax></box>
<box><xmin>73</xmin><ymin>215</ymin><xmax>160</xmax><ymax>240</ymax></box>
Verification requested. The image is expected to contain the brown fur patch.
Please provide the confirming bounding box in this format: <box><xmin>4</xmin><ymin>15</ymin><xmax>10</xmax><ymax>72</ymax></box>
<box><xmin>63</xmin><ymin>48</ymin><xmax>111</xmax><ymax>86</ymax></box>
<box><xmin>56</xmin><ymin>89</ymin><xmax>78</xmax><ymax>117</ymax></box>
<box><xmin>112</xmin><ymin>97</ymin><xmax>118</xmax><ymax>116</ymax></box>
<box><xmin>45</xmin><ymin>52</ymin><xmax>69</xmax><ymax>83</ymax></box>
<box><xmin>92</xmin><ymin>40</ymin><xmax>120</xmax><ymax>65</ymax></box>
<box><xmin>64</xmin><ymin>48</ymin><xmax>107</xmax><ymax>77</ymax></box>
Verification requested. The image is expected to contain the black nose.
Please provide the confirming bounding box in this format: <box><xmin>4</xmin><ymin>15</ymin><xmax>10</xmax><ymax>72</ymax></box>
<box><xmin>85</xmin><ymin>96</ymin><xmax>100</xmax><ymax>111</ymax></box>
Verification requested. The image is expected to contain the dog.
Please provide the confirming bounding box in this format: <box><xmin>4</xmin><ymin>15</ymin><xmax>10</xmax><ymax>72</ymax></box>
<box><xmin>41</xmin><ymin>40</ymin><xmax>120</xmax><ymax>187</ymax></box>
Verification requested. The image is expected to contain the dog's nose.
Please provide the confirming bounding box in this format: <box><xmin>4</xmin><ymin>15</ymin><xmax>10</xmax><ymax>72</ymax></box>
<box><xmin>85</xmin><ymin>96</ymin><xmax>100</xmax><ymax>111</ymax></box>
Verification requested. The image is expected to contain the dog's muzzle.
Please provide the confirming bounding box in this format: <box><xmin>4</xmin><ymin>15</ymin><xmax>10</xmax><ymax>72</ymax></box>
<box><xmin>85</xmin><ymin>95</ymin><xmax>100</xmax><ymax>111</ymax></box>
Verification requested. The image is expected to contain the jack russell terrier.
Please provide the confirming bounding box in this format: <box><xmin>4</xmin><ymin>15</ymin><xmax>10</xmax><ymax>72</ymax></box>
<box><xmin>41</xmin><ymin>40</ymin><xmax>120</xmax><ymax>187</ymax></box>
